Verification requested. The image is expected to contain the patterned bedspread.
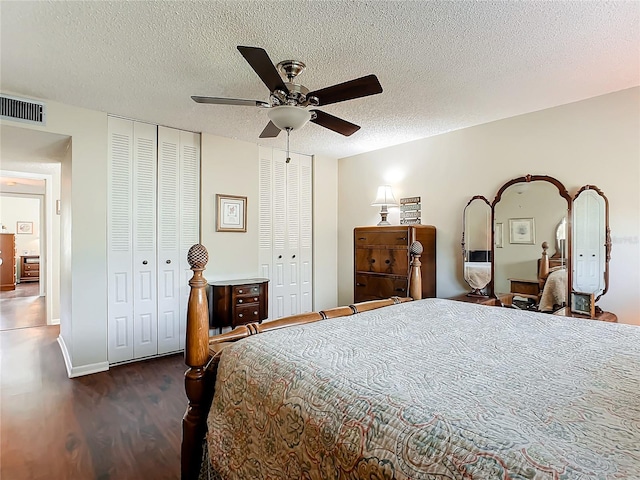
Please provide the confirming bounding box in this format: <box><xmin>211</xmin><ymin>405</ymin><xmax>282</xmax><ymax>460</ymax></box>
<box><xmin>539</xmin><ymin>268</ymin><xmax>567</xmax><ymax>312</ymax></box>
<box><xmin>205</xmin><ymin>298</ymin><xmax>640</xmax><ymax>479</ymax></box>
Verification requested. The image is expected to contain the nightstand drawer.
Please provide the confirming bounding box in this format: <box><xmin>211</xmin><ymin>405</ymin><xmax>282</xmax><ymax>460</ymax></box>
<box><xmin>233</xmin><ymin>304</ymin><xmax>261</xmax><ymax>326</ymax></box>
<box><xmin>233</xmin><ymin>284</ymin><xmax>260</xmax><ymax>296</ymax></box>
<box><xmin>23</xmin><ymin>263</ymin><xmax>39</xmax><ymax>271</ymax></box>
<box><xmin>235</xmin><ymin>295</ymin><xmax>260</xmax><ymax>305</ymax></box>
<box><xmin>22</xmin><ymin>270</ymin><xmax>39</xmax><ymax>278</ymax></box>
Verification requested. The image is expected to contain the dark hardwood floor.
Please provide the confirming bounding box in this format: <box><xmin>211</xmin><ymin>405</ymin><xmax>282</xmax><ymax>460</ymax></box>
<box><xmin>0</xmin><ymin>282</ymin><xmax>46</xmax><ymax>331</ymax></box>
<box><xmin>1</xmin><ymin>325</ymin><xmax>188</xmax><ymax>479</ymax></box>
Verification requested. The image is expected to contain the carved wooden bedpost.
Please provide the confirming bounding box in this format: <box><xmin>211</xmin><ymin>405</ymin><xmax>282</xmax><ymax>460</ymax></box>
<box><xmin>409</xmin><ymin>241</ymin><xmax>423</xmax><ymax>300</ymax></box>
<box><xmin>182</xmin><ymin>244</ymin><xmax>210</xmax><ymax>480</ymax></box>
<box><xmin>539</xmin><ymin>241</ymin><xmax>550</xmax><ymax>291</ymax></box>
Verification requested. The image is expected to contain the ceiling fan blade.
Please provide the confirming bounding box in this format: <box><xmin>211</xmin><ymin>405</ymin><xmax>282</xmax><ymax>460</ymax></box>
<box><xmin>259</xmin><ymin>121</ymin><xmax>281</xmax><ymax>138</ymax></box>
<box><xmin>308</xmin><ymin>74</ymin><xmax>383</xmax><ymax>106</ymax></box>
<box><xmin>310</xmin><ymin>110</ymin><xmax>361</xmax><ymax>136</ymax></box>
<box><xmin>191</xmin><ymin>96</ymin><xmax>269</xmax><ymax>107</ymax></box>
<box><xmin>237</xmin><ymin>46</ymin><xmax>289</xmax><ymax>94</ymax></box>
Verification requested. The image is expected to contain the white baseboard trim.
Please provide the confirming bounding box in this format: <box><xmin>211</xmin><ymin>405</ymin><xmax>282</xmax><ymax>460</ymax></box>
<box><xmin>50</xmin><ymin>318</ymin><xmax>60</xmax><ymax>326</ymax></box>
<box><xmin>57</xmin><ymin>335</ymin><xmax>109</xmax><ymax>378</ymax></box>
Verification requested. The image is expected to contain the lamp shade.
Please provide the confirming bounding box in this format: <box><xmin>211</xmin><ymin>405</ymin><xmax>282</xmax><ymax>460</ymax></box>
<box><xmin>371</xmin><ymin>185</ymin><xmax>398</xmax><ymax>206</ymax></box>
<box><xmin>267</xmin><ymin>105</ymin><xmax>312</xmax><ymax>131</ymax></box>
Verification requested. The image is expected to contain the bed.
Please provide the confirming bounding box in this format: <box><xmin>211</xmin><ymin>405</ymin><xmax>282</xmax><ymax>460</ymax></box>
<box><xmin>181</xmin><ymin>245</ymin><xmax>640</xmax><ymax>479</ymax></box>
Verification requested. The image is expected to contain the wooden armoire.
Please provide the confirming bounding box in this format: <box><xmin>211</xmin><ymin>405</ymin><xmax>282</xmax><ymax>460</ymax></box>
<box><xmin>354</xmin><ymin>225</ymin><xmax>436</xmax><ymax>302</ymax></box>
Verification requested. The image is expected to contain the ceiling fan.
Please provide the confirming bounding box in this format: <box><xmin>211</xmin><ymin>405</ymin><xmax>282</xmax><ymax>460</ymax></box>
<box><xmin>191</xmin><ymin>46</ymin><xmax>383</xmax><ymax>140</ymax></box>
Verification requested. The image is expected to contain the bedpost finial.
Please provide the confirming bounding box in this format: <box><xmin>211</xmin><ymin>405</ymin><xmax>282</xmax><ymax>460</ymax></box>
<box><xmin>410</xmin><ymin>241</ymin><xmax>423</xmax><ymax>256</ymax></box>
<box><xmin>187</xmin><ymin>244</ymin><xmax>208</xmax><ymax>269</ymax></box>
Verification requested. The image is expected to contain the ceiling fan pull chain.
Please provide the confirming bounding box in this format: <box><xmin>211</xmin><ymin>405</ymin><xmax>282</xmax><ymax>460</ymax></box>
<box><xmin>286</xmin><ymin>128</ymin><xmax>291</xmax><ymax>163</ymax></box>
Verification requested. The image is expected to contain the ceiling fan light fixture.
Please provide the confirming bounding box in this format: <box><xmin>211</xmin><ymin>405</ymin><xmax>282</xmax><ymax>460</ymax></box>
<box><xmin>267</xmin><ymin>105</ymin><xmax>312</xmax><ymax>131</ymax></box>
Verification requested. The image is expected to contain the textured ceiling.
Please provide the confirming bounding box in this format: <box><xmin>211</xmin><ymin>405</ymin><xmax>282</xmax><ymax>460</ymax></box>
<box><xmin>1</xmin><ymin>1</ymin><xmax>638</xmax><ymax>159</ymax></box>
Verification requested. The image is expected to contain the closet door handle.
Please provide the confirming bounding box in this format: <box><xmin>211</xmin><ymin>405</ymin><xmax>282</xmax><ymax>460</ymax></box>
<box><xmin>166</xmin><ymin>259</ymin><xmax>171</xmax><ymax>264</ymax></box>
<box><xmin>142</xmin><ymin>260</ymin><xmax>148</xmax><ymax>265</ymax></box>
<box><xmin>278</xmin><ymin>255</ymin><xmax>282</xmax><ymax>259</ymax></box>
<box><xmin>292</xmin><ymin>254</ymin><xmax>296</xmax><ymax>259</ymax></box>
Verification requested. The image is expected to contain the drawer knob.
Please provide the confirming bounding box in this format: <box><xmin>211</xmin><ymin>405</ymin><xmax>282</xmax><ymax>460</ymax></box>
<box><xmin>238</xmin><ymin>289</ymin><xmax>243</xmax><ymax>293</ymax></box>
<box><xmin>253</xmin><ymin>311</ymin><xmax>258</xmax><ymax>315</ymax></box>
<box><xmin>396</xmin><ymin>288</ymin><xmax>406</xmax><ymax>292</ymax></box>
<box><xmin>356</xmin><ymin>282</ymin><xmax>366</xmax><ymax>287</ymax></box>
<box><xmin>252</xmin><ymin>288</ymin><xmax>258</xmax><ymax>292</ymax></box>
<box><xmin>238</xmin><ymin>299</ymin><xmax>243</xmax><ymax>303</ymax></box>
<box><xmin>253</xmin><ymin>297</ymin><xmax>258</xmax><ymax>301</ymax></box>
<box><xmin>239</xmin><ymin>313</ymin><xmax>243</xmax><ymax>318</ymax></box>
<box><xmin>370</xmin><ymin>259</ymin><xmax>375</xmax><ymax>263</ymax></box>
<box><xmin>358</xmin><ymin>237</ymin><xmax>366</xmax><ymax>240</ymax></box>
<box><xmin>385</xmin><ymin>259</ymin><xmax>390</xmax><ymax>264</ymax></box>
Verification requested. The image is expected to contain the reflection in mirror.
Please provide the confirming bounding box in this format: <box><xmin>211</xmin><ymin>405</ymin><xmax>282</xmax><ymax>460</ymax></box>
<box><xmin>554</xmin><ymin>217</ymin><xmax>567</xmax><ymax>264</ymax></box>
<box><xmin>493</xmin><ymin>177</ymin><xmax>570</xmax><ymax>313</ymax></box>
<box><xmin>462</xmin><ymin>196</ymin><xmax>491</xmax><ymax>295</ymax></box>
<box><xmin>573</xmin><ymin>186</ymin><xmax>609</xmax><ymax>300</ymax></box>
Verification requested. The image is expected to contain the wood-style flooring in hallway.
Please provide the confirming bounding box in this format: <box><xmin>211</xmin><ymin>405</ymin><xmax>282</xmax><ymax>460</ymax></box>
<box><xmin>0</xmin><ymin>325</ymin><xmax>187</xmax><ymax>479</ymax></box>
<box><xmin>0</xmin><ymin>282</ymin><xmax>46</xmax><ymax>331</ymax></box>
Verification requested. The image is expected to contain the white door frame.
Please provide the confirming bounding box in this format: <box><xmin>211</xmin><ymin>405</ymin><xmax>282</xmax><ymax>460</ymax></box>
<box><xmin>1</xmin><ymin>169</ymin><xmax>55</xmax><ymax>325</ymax></box>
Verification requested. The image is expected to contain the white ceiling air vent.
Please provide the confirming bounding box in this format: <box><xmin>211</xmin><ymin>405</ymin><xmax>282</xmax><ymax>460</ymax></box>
<box><xmin>0</xmin><ymin>94</ymin><xmax>46</xmax><ymax>125</ymax></box>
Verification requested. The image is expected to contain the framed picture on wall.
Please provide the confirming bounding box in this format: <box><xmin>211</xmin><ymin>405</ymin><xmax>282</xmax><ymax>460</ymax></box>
<box><xmin>216</xmin><ymin>194</ymin><xmax>247</xmax><ymax>232</ymax></box>
<box><xmin>508</xmin><ymin>218</ymin><xmax>535</xmax><ymax>244</ymax></box>
<box><xmin>16</xmin><ymin>221</ymin><xmax>33</xmax><ymax>235</ymax></box>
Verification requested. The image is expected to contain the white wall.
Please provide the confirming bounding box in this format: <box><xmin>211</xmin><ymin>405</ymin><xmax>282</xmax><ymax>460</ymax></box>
<box><xmin>199</xmin><ymin>134</ymin><xmax>339</xmax><ymax>311</ymax></box>
<box><xmin>0</xmin><ymin>195</ymin><xmax>41</xmax><ymax>259</ymax></box>
<box><xmin>338</xmin><ymin>87</ymin><xmax>640</xmax><ymax>325</ymax></box>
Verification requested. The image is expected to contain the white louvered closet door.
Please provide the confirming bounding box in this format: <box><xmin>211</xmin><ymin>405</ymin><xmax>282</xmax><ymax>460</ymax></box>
<box><xmin>258</xmin><ymin>148</ymin><xmax>313</xmax><ymax>320</ymax></box>
<box><xmin>157</xmin><ymin>127</ymin><xmax>182</xmax><ymax>354</ymax></box>
<box><xmin>132</xmin><ymin>121</ymin><xmax>158</xmax><ymax>359</ymax></box>
<box><xmin>297</xmin><ymin>154</ymin><xmax>313</xmax><ymax>313</ymax></box>
<box><xmin>108</xmin><ymin>117</ymin><xmax>135</xmax><ymax>363</ymax></box>
<box><xmin>178</xmin><ymin>130</ymin><xmax>200</xmax><ymax>350</ymax></box>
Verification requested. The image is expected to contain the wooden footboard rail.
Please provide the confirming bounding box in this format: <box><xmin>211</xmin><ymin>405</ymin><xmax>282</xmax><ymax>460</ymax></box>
<box><xmin>181</xmin><ymin>244</ymin><xmax>422</xmax><ymax>479</ymax></box>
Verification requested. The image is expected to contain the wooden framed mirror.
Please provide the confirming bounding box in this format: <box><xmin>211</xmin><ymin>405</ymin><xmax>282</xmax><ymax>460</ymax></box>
<box><xmin>491</xmin><ymin>175</ymin><xmax>571</xmax><ymax>312</ymax></box>
<box><xmin>461</xmin><ymin>196</ymin><xmax>492</xmax><ymax>296</ymax></box>
<box><xmin>572</xmin><ymin>185</ymin><xmax>610</xmax><ymax>303</ymax></box>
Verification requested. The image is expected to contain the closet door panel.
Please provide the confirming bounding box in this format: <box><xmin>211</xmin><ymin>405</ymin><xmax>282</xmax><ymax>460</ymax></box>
<box><xmin>132</xmin><ymin>121</ymin><xmax>158</xmax><ymax>358</ymax></box>
<box><xmin>298</xmin><ymin>154</ymin><xmax>313</xmax><ymax>312</ymax></box>
<box><xmin>178</xmin><ymin>130</ymin><xmax>200</xmax><ymax>349</ymax></box>
<box><xmin>157</xmin><ymin>126</ymin><xmax>181</xmax><ymax>354</ymax></box>
<box><xmin>107</xmin><ymin>117</ymin><xmax>134</xmax><ymax>363</ymax></box>
<box><xmin>258</xmin><ymin>148</ymin><xmax>274</xmax><ymax>319</ymax></box>
<box><xmin>271</xmin><ymin>151</ymin><xmax>288</xmax><ymax>318</ymax></box>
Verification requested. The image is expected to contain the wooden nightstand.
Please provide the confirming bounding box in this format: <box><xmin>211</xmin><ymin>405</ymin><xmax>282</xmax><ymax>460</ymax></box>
<box><xmin>19</xmin><ymin>255</ymin><xmax>40</xmax><ymax>283</ymax></box>
<box><xmin>209</xmin><ymin>278</ymin><xmax>269</xmax><ymax>330</ymax></box>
